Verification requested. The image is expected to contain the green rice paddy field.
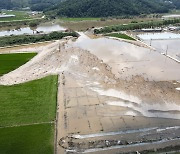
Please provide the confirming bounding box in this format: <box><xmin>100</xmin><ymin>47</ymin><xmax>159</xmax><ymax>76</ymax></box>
<box><xmin>0</xmin><ymin>124</ymin><xmax>54</xmax><ymax>154</ymax></box>
<box><xmin>0</xmin><ymin>75</ymin><xmax>58</xmax><ymax>126</ymax></box>
<box><xmin>0</xmin><ymin>53</ymin><xmax>58</xmax><ymax>154</ymax></box>
<box><xmin>0</xmin><ymin>53</ymin><xmax>37</xmax><ymax>76</ymax></box>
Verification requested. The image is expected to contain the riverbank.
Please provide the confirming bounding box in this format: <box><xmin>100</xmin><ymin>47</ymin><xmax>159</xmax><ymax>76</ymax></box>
<box><xmin>0</xmin><ymin>31</ymin><xmax>78</xmax><ymax>47</ymax></box>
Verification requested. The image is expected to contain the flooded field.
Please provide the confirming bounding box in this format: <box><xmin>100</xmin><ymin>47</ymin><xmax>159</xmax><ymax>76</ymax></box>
<box><xmin>138</xmin><ymin>32</ymin><xmax>180</xmax><ymax>40</ymax></box>
<box><xmin>137</xmin><ymin>32</ymin><xmax>180</xmax><ymax>62</ymax></box>
<box><xmin>162</xmin><ymin>14</ymin><xmax>180</xmax><ymax>19</ymax></box>
<box><xmin>0</xmin><ymin>33</ymin><xmax>179</xmax><ymax>153</ymax></box>
<box><xmin>0</xmin><ymin>24</ymin><xmax>65</xmax><ymax>36</ymax></box>
<box><xmin>69</xmin><ymin>32</ymin><xmax>180</xmax><ymax>81</ymax></box>
<box><xmin>146</xmin><ymin>39</ymin><xmax>180</xmax><ymax>61</ymax></box>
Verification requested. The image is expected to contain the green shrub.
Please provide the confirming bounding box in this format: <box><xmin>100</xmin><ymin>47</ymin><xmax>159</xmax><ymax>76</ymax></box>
<box><xmin>29</xmin><ymin>21</ymin><xmax>39</xmax><ymax>27</ymax></box>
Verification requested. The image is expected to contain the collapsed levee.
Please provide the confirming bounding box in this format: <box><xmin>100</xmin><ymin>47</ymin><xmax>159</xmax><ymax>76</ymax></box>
<box><xmin>0</xmin><ymin>37</ymin><xmax>179</xmax><ymax>153</ymax></box>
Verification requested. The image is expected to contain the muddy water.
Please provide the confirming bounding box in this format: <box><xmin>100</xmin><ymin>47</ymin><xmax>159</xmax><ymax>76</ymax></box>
<box><xmin>59</xmin><ymin>34</ymin><xmax>180</xmax><ymax>153</ymax></box>
<box><xmin>69</xmin><ymin>32</ymin><xmax>180</xmax><ymax>81</ymax></box>
<box><xmin>0</xmin><ymin>24</ymin><xmax>65</xmax><ymax>36</ymax></box>
<box><xmin>137</xmin><ymin>32</ymin><xmax>180</xmax><ymax>40</ymax></box>
<box><xmin>65</xmin><ymin>33</ymin><xmax>180</xmax><ymax>120</ymax></box>
<box><xmin>137</xmin><ymin>32</ymin><xmax>180</xmax><ymax>61</ymax></box>
<box><xmin>162</xmin><ymin>14</ymin><xmax>180</xmax><ymax>19</ymax></box>
<box><xmin>145</xmin><ymin>39</ymin><xmax>180</xmax><ymax>61</ymax></box>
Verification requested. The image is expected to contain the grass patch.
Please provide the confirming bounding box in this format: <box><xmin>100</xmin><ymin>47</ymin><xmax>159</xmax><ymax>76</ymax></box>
<box><xmin>0</xmin><ymin>75</ymin><xmax>58</xmax><ymax>127</ymax></box>
<box><xmin>0</xmin><ymin>53</ymin><xmax>37</xmax><ymax>76</ymax></box>
<box><xmin>0</xmin><ymin>123</ymin><xmax>54</xmax><ymax>154</ymax></box>
<box><xmin>60</xmin><ymin>17</ymin><xmax>100</xmax><ymax>21</ymax></box>
<box><xmin>106</xmin><ymin>33</ymin><xmax>136</xmax><ymax>41</ymax></box>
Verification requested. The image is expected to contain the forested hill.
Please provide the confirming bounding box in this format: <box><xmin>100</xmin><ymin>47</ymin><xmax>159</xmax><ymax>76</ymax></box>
<box><xmin>0</xmin><ymin>0</ymin><xmax>30</xmax><ymax>9</ymax></box>
<box><xmin>171</xmin><ymin>0</ymin><xmax>180</xmax><ymax>9</ymax></box>
<box><xmin>1</xmin><ymin>0</ymin><xmax>180</xmax><ymax>17</ymax></box>
<box><xmin>0</xmin><ymin>0</ymin><xmax>13</xmax><ymax>9</ymax></box>
<box><xmin>46</xmin><ymin>0</ymin><xmax>178</xmax><ymax>17</ymax></box>
<box><xmin>29</xmin><ymin>0</ymin><xmax>61</xmax><ymax>11</ymax></box>
<box><xmin>0</xmin><ymin>0</ymin><xmax>61</xmax><ymax>11</ymax></box>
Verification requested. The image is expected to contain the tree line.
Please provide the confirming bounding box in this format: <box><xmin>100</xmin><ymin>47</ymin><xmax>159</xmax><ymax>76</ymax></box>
<box><xmin>0</xmin><ymin>31</ymin><xmax>78</xmax><ymax>47</ymax></box>
<box><xmin>94</xmin><ymin>19</ymin><xmax>180</xmax><ymax>34</ymax></box>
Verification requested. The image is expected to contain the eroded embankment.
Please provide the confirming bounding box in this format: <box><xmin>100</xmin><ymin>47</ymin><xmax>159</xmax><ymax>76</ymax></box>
<box><xmin>0</xmin><ymin>37</ymin><xmax>180</xmax><ymax>153</ymax></box>
<box><xmin>0</xmin><ymin>37</ymin><xmax>180</xmax><ymax>116</ymax></box>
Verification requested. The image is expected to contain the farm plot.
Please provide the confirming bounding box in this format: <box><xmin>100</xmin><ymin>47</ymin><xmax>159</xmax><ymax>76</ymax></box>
<box><xmin>0</xmin><ymin>75</ymin><xmax>58</xmax><ymax>154</ymax></box>
<box><xmin>0</xmin><ymin>53</ymin><xmax>37</xmax><ymax>76</ymax></box>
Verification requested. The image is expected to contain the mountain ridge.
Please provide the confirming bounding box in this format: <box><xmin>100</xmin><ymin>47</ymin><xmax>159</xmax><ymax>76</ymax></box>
<box><xmin>45</xmin><ymin>0</ymin><xmax>179</xmax><ymax>17</ymax></box>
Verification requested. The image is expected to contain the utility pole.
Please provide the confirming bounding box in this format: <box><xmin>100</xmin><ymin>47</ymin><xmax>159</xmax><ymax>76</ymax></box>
<box><xmin>165</xmin><ymin>45</ymin><xmax>168</xmax><ymax>56</ymax></box>
<box><xmin>150</xmin><ymin>39</ymin><xmax>152</xmax><ymax>46</ymax></box>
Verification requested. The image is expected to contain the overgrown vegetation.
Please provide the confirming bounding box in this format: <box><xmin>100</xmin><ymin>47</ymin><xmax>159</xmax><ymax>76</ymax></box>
<box><xmin>0</xmin><ymin>53</ymin><xmax>37</xmax><ymax>76</ymax></box>
<box><xmin>106</xmin><ymin>33</ymin><xmax>136</xmax><ymax>41</ymax></box>
<box><xmin>0</xmin><ymin>124</ymin><xmax>54</xmax><ymax>154</ymax></box>
<box><xmin>0</xmin><ymin>75</ymin><xmax>58</xmax><ymax>126</ymax></box>
<box><xmin>0</xmin><ymin>31</ymin><xmax>78</xmax><ymax>47</ymax></box>
<box><xmin>29</xmin><ymin>21</ymin><xmax>39</xmax><ymax>27</ymax></box>
<box><xmin>94</xmin><ymin>19</ymin><xmax>180</xmax><ymax>34</ymax></box>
